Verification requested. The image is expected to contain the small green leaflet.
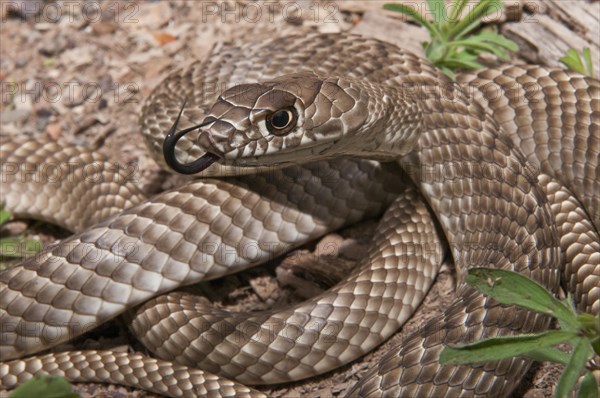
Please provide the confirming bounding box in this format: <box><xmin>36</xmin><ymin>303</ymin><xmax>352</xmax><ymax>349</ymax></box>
<box><xmin>439</xmin><ymin>330</ymin><xmax>575</xmax><ymax>365</ymax></box>
<box><xmin>465</xmin><ymin>268</ymin><xmax>579</xmax><ymax>331</ymax></box>
<box><xmin>0</xmin><ymin>208</ymin><xmax>11</xmax><ymax>225</ymax></box>
<box><xmin>9</xmin><ymin>376</ymin><xmax>77</xmax><ymax>398</ymax></box>
<box><xmin>556</xmin><ymin>337</ymin><xmax>594</xmax><ymax>398</ymax></box>
<box><xmin>578</xmin><ymin>372</ymin><xmax>599</xmax><ymax>398</ymax></box>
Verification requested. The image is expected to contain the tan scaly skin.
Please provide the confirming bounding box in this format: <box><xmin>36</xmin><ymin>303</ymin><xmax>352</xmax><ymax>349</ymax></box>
<box><xmin>1</xmin><ymin>33</ymin><xmax>598</xmax><ymax>397</ymax></box>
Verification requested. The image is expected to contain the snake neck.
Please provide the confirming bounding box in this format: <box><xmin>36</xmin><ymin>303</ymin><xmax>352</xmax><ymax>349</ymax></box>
<box><xmin>352</xmin><ymin>76</ymin><xmax>562</xmax><ymax>286</ymax></box>
<box><xmin>335</xmin><ymin>74</ymin><xmax>490</xmax><ymax>160</ymax></box>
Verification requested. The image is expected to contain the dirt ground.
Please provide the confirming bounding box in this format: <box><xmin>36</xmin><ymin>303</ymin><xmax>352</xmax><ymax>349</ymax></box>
<box><xmin>1</xmin><ymin>0</ymin><xmax>598</xmax><ymax>397</ymax></box>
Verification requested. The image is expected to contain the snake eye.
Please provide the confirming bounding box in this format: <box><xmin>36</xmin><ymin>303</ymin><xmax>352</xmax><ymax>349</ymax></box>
<box><xmin>266</xmin><ymin>108</ymin><xmax>297</xmax><ymax>135</ymax></box>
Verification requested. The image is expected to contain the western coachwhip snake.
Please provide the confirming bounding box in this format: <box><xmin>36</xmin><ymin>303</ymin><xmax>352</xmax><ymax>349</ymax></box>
<box><xmin>0</xmin><ymin>33</ymin><xmax>598</xmax><ymax>397</ymax></box>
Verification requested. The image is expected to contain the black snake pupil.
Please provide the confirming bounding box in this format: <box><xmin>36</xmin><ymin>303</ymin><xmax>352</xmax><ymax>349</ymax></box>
<box><xmin>272</xmin><ymin>110</ymin><xmax>290</xmax><ymax>129</ymax></box>
<box><xmin>266</xmin><ymin>107</ymin><xmax>297</xmax><ymax>135</ymax></box>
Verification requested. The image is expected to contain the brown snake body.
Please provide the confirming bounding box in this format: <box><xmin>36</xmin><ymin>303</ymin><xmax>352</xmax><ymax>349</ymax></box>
<box><xmin>0</xmin><ymin>33</ymin><xmax>598</xmax><ymax>397</ymax></box>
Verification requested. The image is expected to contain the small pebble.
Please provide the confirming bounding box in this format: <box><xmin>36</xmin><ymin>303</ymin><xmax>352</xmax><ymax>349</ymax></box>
<box><xmin>45</xmin><ymin>122</ymin><xmax>62</xmax><ymax>139</ymax></box>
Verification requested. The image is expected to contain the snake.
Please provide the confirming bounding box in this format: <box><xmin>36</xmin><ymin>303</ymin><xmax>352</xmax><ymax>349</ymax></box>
<box><xmin>0</xmin><ymin>32</ymin><xmax>598</xmax><ymax>397</ymax></box>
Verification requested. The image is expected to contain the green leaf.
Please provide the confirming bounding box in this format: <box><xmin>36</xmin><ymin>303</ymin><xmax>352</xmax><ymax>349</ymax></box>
<box><xmin>471</xmin><ymin>29</ymin><xmax>518</xmax><ymax>58</ymax></box>
<box><xmin>578</xmin><ymin>313</ymin><xmax>600</xmax><ymax>338</ymax></box>
<box><xmin>560</xmin><ymin>49</ymin><xmax>586</xmax><ymax>75</ymax></box>
<box><xmin>454</xmin><ymin>16</ymin><xmax>487</xmax><ymax>40</ymax></box>
<box><xmin>24</xmin><ymin>239</ymin><xmax>43</xmax><ymax>254</ymax></box>
<box><xmin>0</xmin><ymin>237</ymin><xmax>42</xmax><ymax>258</ymax></box>
<box><xmin>426</xmin><ymin>41</ymin><xmax>449</xmax><ymax>64</ymax></box>
<box><xmin>479</xmin><ymin>0</ymin><xmax>504</xmax><ymax>20</ymax></box>
<box><xmin>440</xmin><ymin>66</ymin><xmax>456</xmax><ymax>80</ymax></box>
<box><xmin>465</xmin><ymin>268</ymin><xmax>579</xmax><ymax>330</ymax></box>
<box><xmin>470</xmin><ymin>0</ymin><xmax>504</xmax><ymax>22</ymax></box>
<box><xmin>556</xmin><ymin>337</ymin><xmax>593</xmax><ymax>398</ymax></box>
<box><xmin>591</xmin><ymin>337</ymin><xmax>599</xmax><ymax>356</ymax></box>
<box><xmin>448</xmin><ymin>38</ymin><xmax>508</xmax><ymax>59</ymax></box>
<box><xmin>561</xmin><ymin>48</ymin><xmax>596</xmax><ymax>77</ymax></box>
<box><xmin>578</xmin><ymin>371</ymin><xmax>599</xmax><ymax>398</ymax></box>
<box><xmin>582</xmin><ymin>47</ymin><xmax>595</xmax><ymax>78</ymax></box>
<box><xmin>384</xmin><ymin>4</ymin><xmax>441</xmax><ymax>40</ymax></box>
<box><xmin>449</xmin><ymin>0</ymin><xmax>503</xmax><ymax>39</ymax></box>
<box><xmin>477</xmin><ymin>29</ymin><xmax>519</xmax><ymax>51</ymax></box>
<box><xmin>440</xmin><ymin>330</ymin><xmax>576</xmax><ymax>365</ymax></box>
<box><xmin>448</xmin><ymin>0</ymin><xmax>470</xmax><ymax>22</ymax></box>
<box><xmin>450</xmin><ymin>31</ymin><xmax>518</xmax><ymax>59</ymax></box>
<box><xmin>9</xmin><ymin>376</ymin><xmax>78</xmax><ymax>398</ymax></box>
<box><xmin>440</xmin><ymin>53</ymin><xmax>485</xmax><ymax>70</ymax></box>
<box><xmin>0</xmin><ymin>237</ymin><xmax>24</xmax><ymax>258</ymax></box>
<box><xmin>520</xmin><ymin>347</ymin><xmax>571</xmax><ymax>365</ymax></box>
<box><xmin>0</xmin><ymin>208</ymin><xmax>11</xmax><ymax>225</ymax></box>
<box><xmin>426</xmin><ymin>0</ymin><xmax>447</xmax><ymax>24</ymax></box>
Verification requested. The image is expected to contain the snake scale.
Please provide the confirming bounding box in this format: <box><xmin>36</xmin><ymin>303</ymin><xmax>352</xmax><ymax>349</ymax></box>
<box><xmin>0</xmin><ymin>33</ymin><xmax>598</xmax><ymax>397</ymax></box>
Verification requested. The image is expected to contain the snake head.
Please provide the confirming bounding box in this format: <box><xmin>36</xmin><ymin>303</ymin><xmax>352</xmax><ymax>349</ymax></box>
<box><xmin>189</xmin><ymin>72</ymin><xmax>383</xmax><ymax>172</ymax></box>
<box><xmin>165</xmin><ymin>71</ymin><xmax>421</xmax><ymax>174</ymax></box>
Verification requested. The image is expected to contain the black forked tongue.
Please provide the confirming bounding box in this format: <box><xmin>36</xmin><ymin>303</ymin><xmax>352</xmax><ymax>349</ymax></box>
<box><xmin>163</xmin><ymin>100</ymin><xmax>220</xmax><ymax>175</ymax></box>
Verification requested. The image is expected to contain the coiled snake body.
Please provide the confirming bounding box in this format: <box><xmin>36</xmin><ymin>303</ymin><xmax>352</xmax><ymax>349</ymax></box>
<box><xmin>1</xmin><ymin>33</ymin><xmax>598</xmax><ymax>397</ymax></box>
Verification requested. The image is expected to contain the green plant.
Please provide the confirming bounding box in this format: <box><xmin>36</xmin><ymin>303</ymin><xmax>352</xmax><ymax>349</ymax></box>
<box><xmin>9</xmin><ymin>376</ymin><xmax>77</xmax><ymax>398</ymax></box>
<box><xmin>384</xmin><ymin>0</ymin><xmax>518</xmax><ymax>79</ymax></box>
<box><xmin>440</xmin><ymin>268</ymin><xmax>599</xmax><ymax>398</ymax></box>
<box><xmin>560</xmin><ymin>48</ymin><xmax>595</xmax><ymax>78</ymax></box>
<box><xmin>0</xmin><ymin>206</ymin><xmax>42</xmax><ymax>268</ymax></box>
